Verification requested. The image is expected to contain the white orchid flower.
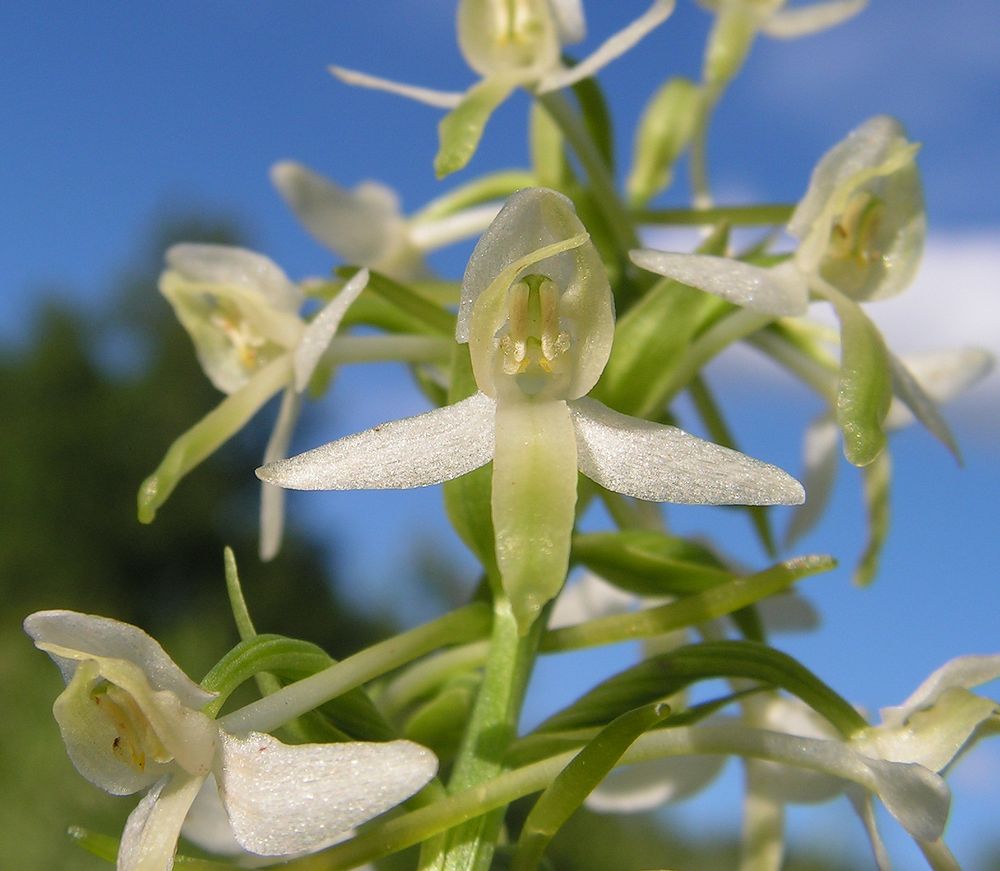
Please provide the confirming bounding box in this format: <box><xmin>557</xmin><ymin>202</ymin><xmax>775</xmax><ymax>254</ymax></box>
<box><xmin>271</xmin><ymin>161</ymin><xmax>501</xmax><ymax>282</ymax></box>
<box><xmin>698</xmin><ymin>0</ymin><xmax>866</xmax><ymax>85</ymax></box>
<box><xmin>633</xmin><ymin>116</ymin><xmax>927</xmax><ymax>467</ymax></box>
<box><xmin>138</xmin><ymin>244</ymin><xmax>369</xmax><ymax>559</ymax></box>
<box><xmin>24</xmin><ymin>610</ymin><xmax>436</xmax><ymax>871</ymax></box>
<box><xmin>331</xmin><ymin>0</ymin><xmax>675</xmax><ymax>175</ymax></box>
<box><xmin>633</xmin><ymin>115</ymin><xmax>923</xmax><ymax>317</ymax></box>
<box><xmin>259</xmin><ymin>188</ymin><xmax>803</xmax><ymax>630</ymax></box>
<box><xmin>741</xmin><ymin>654</ymin><xmax>1000</xmax><ymax>870</ymax></box>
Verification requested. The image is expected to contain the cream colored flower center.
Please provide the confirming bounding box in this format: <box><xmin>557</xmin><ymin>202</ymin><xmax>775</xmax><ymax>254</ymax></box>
<box><xmin>494</xmin><ymin>0</ymin><xmax>550</xmax><ymax>64</ymax></box>
<box><xmin>498</xmin><ymin>275</ymin><xmax>571</xmax><ymax>393</ymax></box>
<box><xmin>820</xmin><ymin>191</ymin><xmax>887</xmax><ymax>293</ymax></box>
<box><xmin>208</xmin><ymin>298</ymin><xmax>272</xmax><ymax>372</ymax></box>
<box><xmin>92</xmin><ymin>683</ymin><xmax>172</xmax><ymax>773</ymax></box>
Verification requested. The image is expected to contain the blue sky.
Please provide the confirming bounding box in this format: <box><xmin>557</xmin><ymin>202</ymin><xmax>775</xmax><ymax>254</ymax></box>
<box><xmin>4</xmin><ymin>2</ymin><xmax>999</xmax><ymax>868</ymax></box>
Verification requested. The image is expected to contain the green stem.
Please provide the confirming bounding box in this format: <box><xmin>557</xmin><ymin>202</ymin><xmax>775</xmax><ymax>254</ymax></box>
<box><xmin>541</xmin><ymin>556</ymin><xmax>832</xmax><ymax>652</ymax></box>
<box><xmin>536</xmin><ymin>91</ymin><xmax>638</xmax><ymax>252</ymax></box>
<box><xmin>421</xmin><ymin>598</ymin><xmax>545</xmax><ymax>871</ymax></box>
<box><xmin>218</xmin><ymin>603</ymin><xmax>491</xmax><ymax>734</ymax></box>
<box><xmin>634</xmin><ymin>203</ymin><xmax>796</xmax><ymax>226</ymax></box>
<box><xmin>689</xmin><ymin>83</ymin><xmax>723</xmax><ymax>209</ymax></box>
<box><xmin>305</xmin><ymin>722</ymin><xmax>931</xmax><ymax>870</ymax></box>
<box><xmin>325</xmin><ymin>334</ymin><xmax>451</xmax><ymax>365</ymax></box>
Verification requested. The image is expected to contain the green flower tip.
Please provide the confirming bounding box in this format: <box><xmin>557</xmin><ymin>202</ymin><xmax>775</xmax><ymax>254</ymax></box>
<box><xmin>136</xmin><ymin>474</ymin><xmax>162</xmax><ymax>524</ymax></box>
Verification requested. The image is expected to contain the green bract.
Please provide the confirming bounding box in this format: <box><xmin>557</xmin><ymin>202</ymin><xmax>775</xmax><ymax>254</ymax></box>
<box><xmin>258</xmin><ymin>188</ymin><xmax>804</xmax><ymax>631</ymax></box>
<box><xmin>24</xmin><ymin>610</ymin><xmax>437</xmax><ymax>871</ymax></box>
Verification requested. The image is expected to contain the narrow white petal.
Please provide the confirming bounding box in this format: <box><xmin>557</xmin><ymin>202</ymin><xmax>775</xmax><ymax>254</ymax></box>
<box><xmin>887</xmin><ymin>348</ymin><xmax>994</xmax><ymax>428</ymax></box>
<box><xmin>408</xmin><ymin>204</ymin><xmax>501</xmax><ymax>252</ymax></box>
<box><xmin>165</xmin><ymin>244</ymin><xmax>300</xmax><ymax>313</ymax></box>
<box><xmin>537</xmin><ymin>0</ymin><xmax>675</xmax><ymax>93</ymax></box>
<box><xmin>570</xmin><ymin>397</ymin><xmax>804</xmax><ymax>505</ymax></box>
<box><xmin>763</xmin><ymin>0</ymin><xmax>866</xmax><ymax>39</ymax></box>
<box><xmin>259</xmin><ymin>388</ymin><xmax>302</xmax><ymax>562</ymax></box>
<box><xmin>24</xmin><ymin>610</ymin><xmax>214</xmax><ymax>708</ymax></box>
<box><xmin>257</xmin><ymin>392</ymin><xmax>496</xmax><ymax>490</ymax></box>
<box><xmin>847</xmin><ymin>789</ymin><xmax>893</xmax><ymax>871</ymax></box>
<box><xmin>294</xmin><ymin>269</ymin><xmax>369</xmax><ymax>392</ymax></box>
<box><xmin>216</xmin><ymin>731</ymin><xmax>437</xmax><ymax>856</ymax></box>
<box><xmin>118</xmin><ymin>774</ymin><xmax>205</xmax><ymax>871</ymax></box>
<box><xmin>271</xmin><ymin>162</ymin><xmax>404</xmax><ymax>265</ymax></box>
<box><xmin>880</xmin><ymin>654</ymin><xmax>1000</xmax><ymax>727</ymax></box>
<box><xmin>629</xmin><ymin>249</ymin><xmax>809</xmax><ymax>316</ymax></box>
<box><xmin>329</xmin><ymin>65</ymin><xmax>465</xmax><ymax>108</ymax></box>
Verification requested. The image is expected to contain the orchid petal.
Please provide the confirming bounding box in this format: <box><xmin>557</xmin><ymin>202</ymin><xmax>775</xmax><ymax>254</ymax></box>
<box><xmin>492</xmin><ymin>398</ymin><xmax>578</xmax><ymax>628</ymax></box>
<box><xmin>215</xmin><ymin>731</ymin><xmax>437</xmax><ymax>856</ymax></box>
<box><xmin>329</xmin><ymin>65</ymin><xmax>465</xmax><ymax>108</ymax></box>
<box><xmin>858</xmin><ymin>688</ymin><xmax>999</xmax><ymax>773</ymax></box>
<box><xmin>181</xmin><ymin>774</ymin><xmax>247</xmax><ymax>858</ymax></box>
<box><xmin>138</xmin><ymin>355</ymin><xmax>292</xmax><ymax>523</ymax></box>
<box><xmin>294</xmin><ymin>268</ymin><xmax>369</xmax><ymax>392</ymax></box>
<box><xmin>160</xmin><ymin>272</ymin><xmax>301</xmax><ymax>394</ymax></box>
<box><xmin>887</xmin><ymin>348</ymin><xmax>995</xmax><ymax>430</ymax></box>
<box><xmin>785</xmin><ymin>414</ymin><xmax>840</xmax><ymax>545</ymax></box>
<box><xmin>790</xmin><ymin>116</ymin><xmax>924</xmax><ymax>302</ymax></box>
<box><xmin>586</xmin><ymin>754</ymin><xmax>725</xmax><ymax>812</ymax></box>
<box><xmin>257</xmin><ymin>391</ymin><xmax>496</xmax><ymax>490</ymax></box>
<box><xmin>861</xmin><ymin>757</ymin><xmax>950</xmax><ymax>843</ymax></box>
<box><xmin>118</xmin><ymin>774</ymin><xmax>205</xmax><ymax>871</ymax></box>
<box><xmin>570</xmin><ymin>396</ymin><xmax>804</xmax><ymax>505</ymax></box>
<box><xmin>629</xmin><ymin>249</ymin><xmax>809</xmax><ymax>316</ymax></box>
<box><xmin>165</xmin><ymin>244</ymin><xmax>301</xmax><ymax>314</ymax></box>
<box><xmin>893</xmin><ymin>348</ymin><xmax>994</xmax><ymax>413</ymax></box>
<box><xmin>408</xmin><ymin>203</ymin><xmax>501</xmax><ymax>251</ymax></box>
<box><xmin>460</xmin><ymin>187</ymin><xmax>612</xmax><ymax>398</ymax></box>
<box><xmin>272</xmin><ymin>161</ymin><xmax>407</xmax><ymax>266</ymax></box>
<box><xmin>537</xmin><ymin>0</ymin><xmax>674</xmax><ymax>93</ymax></box>
<box><xmin>762</xmin><ymin>0</ymin><xmax>866</xmax><ymax>39</ymax></box>
<box><xmin>887</xmin><ymin>353</ymin><xmax>959</xmax><ymax>457</ymax></box>
<box><xmin>457</xmin><ymin>0</ymin><xmax>560</xmax><ymax>79</ymax></box>
<box><xmin>47</xmin><ymin>661</ymin><xmax>170</xmax><ymax>795</ymax></box>
<box><xmin>24</xmin><ymin>610</ymin><xmax>214</xmax><ymax>709</ymax></box>
<box><xmin>548</xmin><ymin>0</ymin><xmax>587</xmax><ymax>44</ymax></box>
<box><xmin>847</xmin><ymin>788</ymin><xmax>892</xmax><ymax>871</ymax></box>
<box><xmin>881</xmin><ymin>654</ymin><xmax>1000</xmax><ymax>726</ymax></box>
<box><xmin>52</xmin><ymin>656</ymin><xmax>216</xmax><ymax>787</ymax></box>
<box><xmin>258</xmin><ymin>387</ymin><xmax>301</xmax><ymax>562</ymax></box>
